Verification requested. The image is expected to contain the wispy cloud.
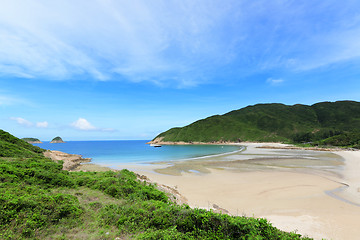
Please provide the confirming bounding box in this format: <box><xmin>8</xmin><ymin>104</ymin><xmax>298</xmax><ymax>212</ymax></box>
<box><xmin>0</xmin><ymin>95</ymin><xmax>18</xmax><ymax>106</ymax></box>
<box><xmin>266</xmin><ymin>78</ymin><xmax>284</xmax><ymax>86</ymax></box>
<box><xmin>0</xmin><ymin>1</ymin><xmax>360</xmax><ymax>86</ymax></box>
<box><xmin>0</xmin><ymin>94</ymin><xmax>31</xmax><ymax>106</ymax></box>
<box><xmin>10</xmin><ymin>117</ymin><xmax>49</xmax><ymax>128</ymax></box>
<box><xmin>10</xmin><ymin>117</ymin><xmax>33</xmax><ymax>127</ymax></box>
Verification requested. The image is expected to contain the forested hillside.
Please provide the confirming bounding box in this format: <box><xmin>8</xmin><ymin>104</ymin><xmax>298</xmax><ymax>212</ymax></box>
<box><xmin>152</xmin><ymin>101</ymin><xmax>360</xmax><ymax>148</ymax></box>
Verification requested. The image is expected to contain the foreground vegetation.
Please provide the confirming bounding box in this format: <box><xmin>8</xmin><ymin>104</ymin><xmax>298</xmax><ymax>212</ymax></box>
<box><xmin>0</xmin><ymin>130</ymin><xmax>312</xmax><ymax>239</ymax></box>
<box><xmin>153</xmin><ymin>101</ymin><xmax>360</xmax><ymax>149</ymax></box>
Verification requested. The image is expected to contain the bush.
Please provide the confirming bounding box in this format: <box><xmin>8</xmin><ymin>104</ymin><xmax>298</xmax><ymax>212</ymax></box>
<box><xmin>0</xmin><ymin>186</ymin><xmax>82</xmax><ymax>238</ymax></box>
<box><xmin>0</xmin><ymin>157</ymin><xmax>75</xmax><ymax>188</ymax></box>
<box><xmin>98</xmin><ymin>200</ymin><xmax>311</xmax><ymax>239</ymax></box>
<box><xmin>72</xmin><ymin>169</ymin><xmax>168</xmax><ymax>202</ymax></box>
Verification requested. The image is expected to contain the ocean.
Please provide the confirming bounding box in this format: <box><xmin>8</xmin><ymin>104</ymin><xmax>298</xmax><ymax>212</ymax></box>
<box><xmin>33</xmin><ymin>140</ymin><xmax>241</xmax><ymax>167</ymax></box>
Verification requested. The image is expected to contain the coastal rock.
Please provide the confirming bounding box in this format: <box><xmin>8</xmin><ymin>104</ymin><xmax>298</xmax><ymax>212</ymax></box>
<box><xmin>50</xmin><ymin>136</ymin><xmax>65</xmax><ymax>143</ymax></box>
<box><xmin>136</xmin><ymin>173</ymin><xmax>188</xmax><ymax>205</ymax></box>
<box><xmin>43</xmin><ymin>150</ymin><xmax>91</xmax><ymax>170</ymax></box>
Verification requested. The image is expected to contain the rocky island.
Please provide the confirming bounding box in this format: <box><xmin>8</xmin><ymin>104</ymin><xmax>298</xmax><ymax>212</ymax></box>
<box><xmin>50</xmin><ymin>136</ymin><xmax>65</xmax><ymax>143</ymax></box>
<box><xmin>21</xmin><ymin>137</ymin><xmax>42</xmax><ymax>144</ymax></box>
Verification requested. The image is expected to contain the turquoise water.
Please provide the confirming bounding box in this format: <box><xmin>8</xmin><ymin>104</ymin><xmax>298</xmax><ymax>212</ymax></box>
<box><xmin>34</xmin><ymin>141</ymin><xmax>240</xmax><ymax>166</ymax></box>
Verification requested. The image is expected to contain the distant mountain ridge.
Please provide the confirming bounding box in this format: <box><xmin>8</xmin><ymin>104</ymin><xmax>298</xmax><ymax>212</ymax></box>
<box><xmin>151</xmin><ymin>101</ymin><xmax>360</xmax><ymax>148</ymax></box>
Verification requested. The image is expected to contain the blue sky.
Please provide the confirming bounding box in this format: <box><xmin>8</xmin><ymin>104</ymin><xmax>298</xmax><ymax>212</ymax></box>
<box><xmin>1</xmin><ymin>0</ymin><xmax>360</xmax><ymax>140</ymax></box>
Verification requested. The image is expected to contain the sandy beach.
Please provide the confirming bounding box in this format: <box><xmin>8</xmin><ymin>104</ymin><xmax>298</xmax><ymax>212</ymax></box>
<box><xmin>116</xmin><ymin>143</ymin><xmax>360</xmax><ymax>240</ymax></box>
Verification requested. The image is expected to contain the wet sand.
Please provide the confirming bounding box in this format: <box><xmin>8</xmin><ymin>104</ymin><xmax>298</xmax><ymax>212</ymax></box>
<box><xmin>116</xmin><ymin>143</ymin><xmax>360</xmax><ymax>240</ymax></box>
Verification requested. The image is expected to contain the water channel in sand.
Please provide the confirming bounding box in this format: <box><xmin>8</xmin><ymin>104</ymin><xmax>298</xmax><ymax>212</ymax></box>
<box><xmin>116</xmin><ymin>143</ymin><xmax>360</xmax><ymax>240</ymax></box>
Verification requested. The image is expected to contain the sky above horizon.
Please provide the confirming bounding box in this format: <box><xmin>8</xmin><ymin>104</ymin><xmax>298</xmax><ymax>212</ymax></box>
<box><xmin>1</xmin><ymin>0</ymin><xmax>360</xmax><ymax>140</ymax></box>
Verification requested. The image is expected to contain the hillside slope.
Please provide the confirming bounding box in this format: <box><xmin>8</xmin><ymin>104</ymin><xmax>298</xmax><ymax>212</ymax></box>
<box><xmin>152</xmin><ymin>101</ymin><xmax>360</xmax><ymax>145</ymax></box>
<box><xmin>0</xmin><ymin>130</ymin><xmax>45</xmax><ymax>158</ymax></box>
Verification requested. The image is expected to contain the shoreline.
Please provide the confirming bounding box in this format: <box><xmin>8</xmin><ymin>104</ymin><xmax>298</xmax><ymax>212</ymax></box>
<box><xmin>118</xmin><ymin>142</ymin><xmax>360</xmax><ymax>240</ymax></box>
<box><xmin>58</xmin><ymin>142</ymin><xmax>360</xmax><ymax>240</ymax></box>
<box><xmin>149</xmin><ymin>139</ymin><xmax>349</xmax><ymax>151</ymax></box>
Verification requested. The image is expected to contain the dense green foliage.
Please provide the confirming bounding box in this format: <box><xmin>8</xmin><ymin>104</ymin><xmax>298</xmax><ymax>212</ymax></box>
<box><xmin>101</xmin><ymin>200</ymin><xmax>307</xmax><ymax>240</ymax></box>
<box><xmin>154</xmin><ymin>101</ymin><xmax>360</xmax><ymax>148</ymax></box>
<box><xmin>0</xmin><ymin>130</ymin><xmax>44</xmax><ymax>158</ymax></box>
<box><xmin>317</xmin><ymin>132</ymin><xmax>360</xmax><ymax>149</ymax></box>
<box><xmin>0</xmin><ymin>130</ymin><xmax>312</xmax><ymax>239</ymax></box>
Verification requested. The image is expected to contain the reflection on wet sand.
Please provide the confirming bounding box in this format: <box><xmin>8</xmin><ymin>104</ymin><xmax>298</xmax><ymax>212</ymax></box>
<box><xmin>126</xmin><ymin>143</ymin><xmax>360</xmax><ymax>240</ymax></box>
<box><xmin>153</xmin><ymin>145</ymin><xmax>344</xmax><ymax>177</ymax></box>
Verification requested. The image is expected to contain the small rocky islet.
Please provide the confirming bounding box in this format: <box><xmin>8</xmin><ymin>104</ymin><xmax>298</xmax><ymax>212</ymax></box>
<box><xmin>50</xmin><ymin>136</ymin><xmax>65</xmax><ymax>143</ymax></box>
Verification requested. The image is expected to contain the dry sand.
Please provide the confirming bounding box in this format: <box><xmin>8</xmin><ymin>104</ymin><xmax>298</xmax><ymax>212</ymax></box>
<box><xmin>120</xmin><ymin>143</ymin><xmax>360</xmax><ymax>240</ymax></box>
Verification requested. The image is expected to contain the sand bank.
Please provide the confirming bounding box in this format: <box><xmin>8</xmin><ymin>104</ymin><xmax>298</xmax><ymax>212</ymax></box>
<box><xmin>123</xmin><ymin>143</ymin><xmax>360</xmax><ymax>240</ymax></box>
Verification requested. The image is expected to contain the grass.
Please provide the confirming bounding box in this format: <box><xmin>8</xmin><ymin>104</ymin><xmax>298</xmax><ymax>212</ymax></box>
<box><xmin>40</xmin><ymin>187</ymin><xmax>124</xmax><ymax>240</ymax></box>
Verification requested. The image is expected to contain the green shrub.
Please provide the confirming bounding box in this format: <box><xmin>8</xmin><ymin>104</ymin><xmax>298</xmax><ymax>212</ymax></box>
<box><xmin>98</xmin><ymin>200</ymin><xmax>311</xmax><ymax>239</ymax></box>
<box><xmin>136</xmin><ymin>226</ymin><xmax>192</xmax><ymax>240</ymax></box>
<box><xmin>72</xmin><ymin>170</ymin><xmax>168</xmax><ymax>202</ymax></box>
<box><xmin>0</xmin><ymin>186</ymin><xmax>82</xmax><ymax>238</ymax></box>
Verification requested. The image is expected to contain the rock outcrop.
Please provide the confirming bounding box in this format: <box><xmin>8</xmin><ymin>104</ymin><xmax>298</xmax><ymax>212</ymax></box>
<box><xmin>136</xmin><ymin>173</ymin><xmax>188</xmax><ymax>205</ymax></box>
<box><xmin>43</xmin><ymin>150</ymin><xmax>91</xmax><ymax>170</ymax></box>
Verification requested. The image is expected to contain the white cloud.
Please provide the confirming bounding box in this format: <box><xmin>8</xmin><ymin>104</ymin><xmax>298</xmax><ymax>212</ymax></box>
<box><xmin>10</xmin><ymin>117</ymin><xmax>33</xmax><ymax>127</ymax></box>
<box><xmin>71</xmin><ymin>118</ymin><xmax>96</xmax><ymax>131</ymax></box>
<box><xmin>10</xmin><ymin>117</ymin><xmax>50</xmax><ymax>128</ymax></box>
<box><xmin>36</xmin><ymin>121</ymin><xmax>48</xmax><ymax>128</ymax></box>
<box><xmin>266</xmin><ymin>78</ymin><xmax>284</xmax><ymax>85</ymax></box>
<box><xmin>70</xmin><ymin>118</ymin><xmax>117</xmax><ymax>132</ymax></box>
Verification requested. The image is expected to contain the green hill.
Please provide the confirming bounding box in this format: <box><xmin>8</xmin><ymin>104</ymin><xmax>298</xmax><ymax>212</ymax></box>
<box><xmin>0</xmin><ymin>130</ymin><xmax>311</xmax><ymax>239</ymax></box>
<box><xmin>152</xmin><ymin>101</ymin><xmax>360</xmax><ymax>147</ymax></box>
<box><xmin>0</xmin><ymin>130</ymin><xmax>45</xmax><ymax>158</ymax></box>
